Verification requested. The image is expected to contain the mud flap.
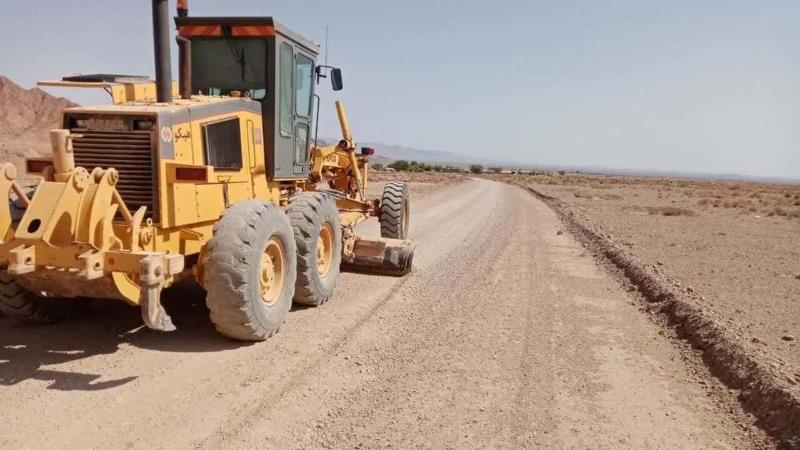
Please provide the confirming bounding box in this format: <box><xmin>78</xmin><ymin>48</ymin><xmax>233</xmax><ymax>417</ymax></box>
<box><xmin>341</xmin><ymin>237</ymin><xmax>415</xmax><ymax>276</ymax></box>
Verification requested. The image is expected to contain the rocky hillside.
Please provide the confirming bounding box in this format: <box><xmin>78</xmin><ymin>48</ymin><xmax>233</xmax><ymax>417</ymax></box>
<box><xmin>0</xmin><ymin>76</ymin><xmax>76</xmax><ymax>144</ymax></box>
<box><xmin>0</xmin><ymin>76</ymin><xmax>77</xmax><ymax>179</ymax></box>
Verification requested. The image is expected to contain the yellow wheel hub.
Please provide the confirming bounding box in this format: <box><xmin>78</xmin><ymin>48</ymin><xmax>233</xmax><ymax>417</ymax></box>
<box><xmin>260</xmin><ymin>237</ymin><xmax>285</xmax><ymax>306</ymax></box>
<box><xmin>317</xmin><ymin>223</ymin><xmax>334</xmax><ymax>278</ymax></box>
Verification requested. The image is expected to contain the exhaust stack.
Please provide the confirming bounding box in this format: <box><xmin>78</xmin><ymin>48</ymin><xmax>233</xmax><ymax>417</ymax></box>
<box><xmin>177</xmin><ymin>0</ymin><xmax>188</xmax><ymax>17</ymax></box>
<box><xmin>176</xmin><ymin>0</ymin><xmax>192</xmax><ymax>99</ymax></box>
<box><xmin>151</xmin><ymin>0</ymin><xmax>172</xmax><ymax>103</ymax></box>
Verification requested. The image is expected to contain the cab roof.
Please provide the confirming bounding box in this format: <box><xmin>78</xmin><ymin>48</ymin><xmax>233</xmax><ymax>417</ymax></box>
<box><xmin>174</xmin><ymin>16</ymin><xmax>319</xmax><ymax>55</ymax></box>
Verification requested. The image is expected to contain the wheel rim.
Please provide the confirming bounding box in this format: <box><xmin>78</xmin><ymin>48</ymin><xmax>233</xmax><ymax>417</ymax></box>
<box><xmin>317</xmin><ymin>222</ymin><xmax>334</xmax><ymax>278</ymax></box>
<box><xmin>260</xmin><ymin>237</ymin><xmax>285</xmax><ymax>306</ymax></box>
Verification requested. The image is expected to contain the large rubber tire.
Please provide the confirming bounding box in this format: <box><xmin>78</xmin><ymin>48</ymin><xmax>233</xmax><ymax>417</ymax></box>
<box><xmin>287</xmin><ymin>192</ymin><xmax>342</xmax><ymax>306</ymax></box>
<box><xmin>380</xmin><ymin>181</ymin><xmax>410</xmax><ymax>239</ymax></box>
<box><xmin>0</xmin><ymin>271</ymin><xmax>79</xmax><ymax>324</ymax></box>
<box><xmin>204</xmin><ymin>200</ymin><xmax>297</xmax><ymax>341</ymax></box>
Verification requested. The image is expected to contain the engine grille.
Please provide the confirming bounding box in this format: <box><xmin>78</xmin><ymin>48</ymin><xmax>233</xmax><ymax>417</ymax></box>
<box><xmin>70</xmin><ymin>129</ymin><xmax>158</xmax><ymax>221</ymax></box>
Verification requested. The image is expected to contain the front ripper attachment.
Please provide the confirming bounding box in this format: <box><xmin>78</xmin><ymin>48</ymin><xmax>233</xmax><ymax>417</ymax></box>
<box><xmin>0</xmin><ymin>129</ymin><xmax>185</xmax><ymax>333</ymax></box>
<box><xmin>139</xmin><ymin>255</ymin><xmax>181</xmax><ymax>332</ymax></box>
<box><xmin>342</xmin><ymin>237</ymin><xmax>416</xmax><ymax>276</ymax></box>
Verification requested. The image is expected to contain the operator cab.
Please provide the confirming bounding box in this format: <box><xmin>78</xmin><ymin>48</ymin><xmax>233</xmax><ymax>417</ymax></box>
<box><xmin>175</xmin><ymin>17</ymin><xmax>338</xmax><ymax>180</ymax></box>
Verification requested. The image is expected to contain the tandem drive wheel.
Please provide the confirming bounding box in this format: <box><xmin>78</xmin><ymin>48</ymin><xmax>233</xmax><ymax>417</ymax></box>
<box><xmin>204</xmin><ymin>200</ymin><xmax>297</xmax><ymax>341</ymax></box>
<box><xmin>287</xmin><ymin>192</ymin><xmax>342</xmax><ymax>306</ymax></box>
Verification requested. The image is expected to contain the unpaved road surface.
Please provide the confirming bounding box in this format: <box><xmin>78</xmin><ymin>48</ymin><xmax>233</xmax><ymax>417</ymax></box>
<box><xmin>0</xmin><ymin>179</ymin><xmax>764</xmax><ymax>449</ymax></box>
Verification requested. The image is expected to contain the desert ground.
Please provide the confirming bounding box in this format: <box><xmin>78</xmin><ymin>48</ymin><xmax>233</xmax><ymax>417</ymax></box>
<box><xmin>0</xmin><ymin>77</ymin><xmax>796</xmax><ymax>448</ymax></box>
<box><xmin>491</xmin><ymin>172</ymin><xmax>800</xmax><ymax>367</ymax></box>
<box><xmin>0</xmin><ymin>175</ymin><xmax>776</xmax><ymax>449</ymax></box>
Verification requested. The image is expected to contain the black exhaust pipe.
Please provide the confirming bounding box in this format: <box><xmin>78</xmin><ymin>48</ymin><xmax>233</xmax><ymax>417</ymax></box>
<box><xmin>176</xmin><ymin>0</ymin><xmax>192</xmax><ymax>99</ymax></box>
<box><xmin>152</xmin><ymin>0</ymin><xmax>172</xmax><ymax>103</ymax></box>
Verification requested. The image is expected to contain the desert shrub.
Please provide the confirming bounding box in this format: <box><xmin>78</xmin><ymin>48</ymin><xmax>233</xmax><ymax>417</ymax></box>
<box><xmin>573</xmin><ymin>191</ymin><xmax>594</xmax><ymax>199</ymax></box>
<box><xmin>389</xmin><ymin>160</ymin><xmax>437</xmax><ymax>172</ymax></box>
<box><xmin>469</xmin><ymin>164</ymin><xmax>483</xmax><ymax>174</ymax></box>
<box><xmin>646</xmin><ymin>206</ymin><xmax>696</xmax><ymax>217</ymax></box>
<box><xmin>599</xmin><ymin>193</ymin><xmax>623</xmax><ymax>201</ymax></box>
<box><xmin>388</xmin><ymin>160</ymin><xmax>410</xmax><ymax>171</ymax></box>
<box><xmin>371</xmin><ymin>163</ymin><xmax>384</xmax><ymax>171</ymax></box>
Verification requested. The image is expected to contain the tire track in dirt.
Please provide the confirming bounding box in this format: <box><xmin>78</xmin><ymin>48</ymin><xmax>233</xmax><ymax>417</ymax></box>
<box><xmin>193</xmin><ymin>180</ymin><xmax>508</xmax><ymax>447</ymax></box>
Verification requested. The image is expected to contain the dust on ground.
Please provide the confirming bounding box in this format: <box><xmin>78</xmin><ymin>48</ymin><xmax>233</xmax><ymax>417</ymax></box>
<box><xmin>491</xmin><ymin>172</ymin><xmax>800</xmax><ymax>373</ymax></box>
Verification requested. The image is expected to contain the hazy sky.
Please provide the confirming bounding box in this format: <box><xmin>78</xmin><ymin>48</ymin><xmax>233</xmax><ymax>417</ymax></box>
<box><xmin>2</xmin><ymin>1</ymin><xmax>798</xmax><ymax>178</ymax></box>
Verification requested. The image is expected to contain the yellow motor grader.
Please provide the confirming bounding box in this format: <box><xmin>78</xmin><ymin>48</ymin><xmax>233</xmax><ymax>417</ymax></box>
<box><xmin>0</xmin><ymin>0</ymin><xmax>413</xmax><ymax>340</ymax></box>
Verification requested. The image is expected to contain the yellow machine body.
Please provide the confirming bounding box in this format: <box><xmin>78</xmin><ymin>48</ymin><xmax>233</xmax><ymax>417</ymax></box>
<box><xmin>0</xmin><ymin>5</ymin><xmax>414</xmax><ymax>335</ymax></box>
<box><xmin>0</xmin><ymin>94</ymin><xmax>394</xmax><ymax>307</ymax></box>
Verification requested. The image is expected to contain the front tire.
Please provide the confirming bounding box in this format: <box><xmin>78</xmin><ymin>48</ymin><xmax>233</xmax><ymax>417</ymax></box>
<box><xmin>204</xmin><ymin>200</ymin><xmax>297</xmax><ymax>341</ymax></box>
<box><xmin>288</xmin><ymin>192</ymin><xmax>342</xmax><ymax>306</ymax></box>
<box><xmin>380</xmin><ymin>181</ymin><xmax>410</xmax><ymax>239</ymax></box>
<box><xmin>0</xmin><ymin>272</ymin><xmax>79</xmax><ymax>324</ymax></box>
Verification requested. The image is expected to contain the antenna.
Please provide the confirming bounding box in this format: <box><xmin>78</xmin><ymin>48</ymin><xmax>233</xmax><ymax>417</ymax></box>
<box><xmin>325</xmin><ymin>25</ymin><xmax>329</xmax><ymax>66</ymax></box>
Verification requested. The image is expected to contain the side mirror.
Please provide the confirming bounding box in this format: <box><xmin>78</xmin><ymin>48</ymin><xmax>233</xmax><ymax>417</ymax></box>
<box><xmin>331</xmin><ymin>68</ymin><xmax>343</xmax><ymax>91</ymax></box>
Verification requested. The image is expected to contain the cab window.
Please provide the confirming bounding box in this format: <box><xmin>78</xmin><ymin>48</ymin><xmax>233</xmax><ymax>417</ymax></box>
<box><xmin>279</xmin><ymin>43</ymin><xmax>294</xmax><ymax>138</ymax></box>
<box><xmin>191</xmin><ymin>38</ymin><xmax>267</xmax><ymax>100</ymax></box>
<box><xmin>295</xmin><ymin>54</ymin><xmax>313</xmax><ymax>118</ymax></box>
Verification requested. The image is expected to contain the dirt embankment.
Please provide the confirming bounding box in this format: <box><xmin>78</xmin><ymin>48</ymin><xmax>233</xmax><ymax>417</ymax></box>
<box><xmin>492</xmin><ymin>173</ymin><xmax>800</xmax><ymax>447</ymax></box>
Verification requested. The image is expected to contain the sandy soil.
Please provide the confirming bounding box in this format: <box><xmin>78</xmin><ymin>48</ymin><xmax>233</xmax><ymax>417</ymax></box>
<box><xmin>491</xmin><ymin>173</ymin><xmax>800</xmax><ymax>375</ymax></box>
<box><xmin>0</xmin><ymin>179</ymin><xmax>769</xmax><ymax>449</ymax></box>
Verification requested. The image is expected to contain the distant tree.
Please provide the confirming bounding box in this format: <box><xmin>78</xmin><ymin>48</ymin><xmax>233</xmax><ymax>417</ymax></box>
<box><xmin>389</xmin><ymin>160</ymin><xmax>410</xmax><ymax>171</ymax></box>
<box><xmin>488</xmin><ymin>166</ymin><xmax>503</xmax><ymax>174</ymax></box>
<box><xmin>372</xmin><ymin>163</ymin><xmax>384</xmax><ymax>171</ymax></box>
<box><xmin>558</xmin><ymin>170</ymin><xmax>566</xmax><ymax>176</ymax></box>
<box><xmin>469</xmin><ymin>164</ymin><xmax>484</xmax><ymax>174</ymax></box>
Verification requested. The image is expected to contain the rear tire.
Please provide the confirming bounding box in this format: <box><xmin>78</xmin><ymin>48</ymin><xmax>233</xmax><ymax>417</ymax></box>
<box><xmin>380</xmin><ymin>181</ymin><xmax>410</xmax><ymax>239</ymax></box>
<box><xmin>204</xmin><ymin>200</ymin><xmax>297</xmax><ymax>341</ymax></box>
<box><xmin>288</xmin><ymin>192</ymin><xmax>342</xmax><ymax>306</ymax></box>
<box><xmin>0</xmin><ymin>272</ymin><xmax>80</xmax><ymax>324</ymax></box>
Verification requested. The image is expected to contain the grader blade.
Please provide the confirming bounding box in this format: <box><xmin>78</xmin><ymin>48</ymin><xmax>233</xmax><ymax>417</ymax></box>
<box><xmin>342</xmin><ymin>237</ymin><xmax>415</xmax><ymax>276</ymax></box>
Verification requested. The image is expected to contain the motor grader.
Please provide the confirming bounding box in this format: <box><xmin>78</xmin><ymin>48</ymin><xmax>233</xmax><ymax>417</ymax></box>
<box><xmin>0</xmin><ymin>0</ymin><xmax>413</xmax><ymax>340</ymax></box>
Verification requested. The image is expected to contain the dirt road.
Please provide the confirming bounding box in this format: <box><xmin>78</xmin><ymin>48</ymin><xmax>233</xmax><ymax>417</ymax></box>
<box><xmin>0</xmin><ymin>179</ymin><xmax>764</xmax><ymax>449</ymax></box>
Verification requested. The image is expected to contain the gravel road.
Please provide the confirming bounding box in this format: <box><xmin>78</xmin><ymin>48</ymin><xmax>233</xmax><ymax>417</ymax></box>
<box><xmin>0</xmin><ymin>179</ymin><xmax>764</xmax><ymax>449</ymax></box>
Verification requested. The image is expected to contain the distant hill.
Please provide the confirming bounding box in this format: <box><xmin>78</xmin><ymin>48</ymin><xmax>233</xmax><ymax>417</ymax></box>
<box><xmin>361</xmin><ymin>142</ymin><xmax>505</xmax><ymax>168</ymax></box>
<box><xmin>0</xmin><ymin>76</ymin><xmax>78</xmax><ymax>176</ymax></box>
<box><xmin>0</xmin><ymin>76</ymin><xmax>76</xmax><ymax>143</ymax></box>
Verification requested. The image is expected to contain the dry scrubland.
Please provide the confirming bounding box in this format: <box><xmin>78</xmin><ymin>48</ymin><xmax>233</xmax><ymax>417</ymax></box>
<box><xmin>492</xmin><ymin>172</ymin><xmax>800</xmax><ymax>372</ymax></box>
<box><xmin>367</xmin><ymin>170</ymin><xmax>465</xmax><ymax>198</ymax></box>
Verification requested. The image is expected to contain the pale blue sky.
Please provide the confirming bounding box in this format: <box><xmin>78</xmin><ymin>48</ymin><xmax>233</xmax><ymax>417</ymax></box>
<box><xmin>1</xmin><ymin>1</ymin><xmax>798</xmax><ymax>178</ymax></box>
